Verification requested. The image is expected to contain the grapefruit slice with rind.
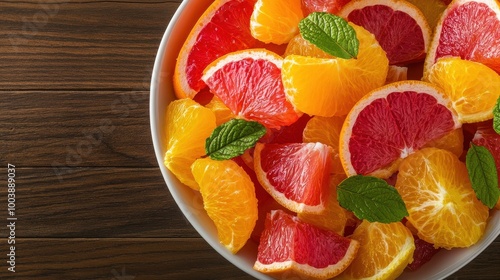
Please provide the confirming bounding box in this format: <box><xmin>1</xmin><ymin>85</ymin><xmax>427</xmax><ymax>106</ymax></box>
<box><xmin>253</xmin><ymin>142</ymin><xmax>332</xmax><ymax>214</ymax></box>
<box><xmin>339</xmin><ymin>81</ymin><xmax>460</xmax><ymax>178</ymax></box>
<box><xmin>424</xmin><ymin>0</ymin><xmax>500</xmax><ymax>75</ymax></box>
<box><xmin>173</xmin><ymin>0</ymin><xmax>258</xmax><ymax>99</ymax></box>
<box><xmin>339</xmin><ymin>0</ymin><xmax>431</xmax><ymax>65</ymax></box>
<box><xmin>202</xmin><ymin>49</ymin><xmax>300</xmax><ymax>129</ymax></box>
<box><xmin>254</xmin><ymin>210</ymin><xmax>359</xmax><ymax>279</ymax></box>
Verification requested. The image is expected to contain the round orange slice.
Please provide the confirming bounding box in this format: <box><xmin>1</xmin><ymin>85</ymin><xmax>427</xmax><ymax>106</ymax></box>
<box><xmin>339</xmin><ymin>81</ymin><xmax>460</xmax><ymax>178</ymax></box>
<box><xmin>173</xmin><ymin>0</ymin><xmax>258</xmax><ymax>99</ymax></box>
<box><xmin>339</xmin><ymin>0</ymin><xmax>431</xmax><ymax>65</ymax></box>
<box><xmin>253</xmin><ymin>142</ymin><xmax>332</xmax><ymax>214</ymax></box>
<box><xmin>202</xmin><ymin>49</ymin><xmax>300</xmax><ymax>129</ymax></box>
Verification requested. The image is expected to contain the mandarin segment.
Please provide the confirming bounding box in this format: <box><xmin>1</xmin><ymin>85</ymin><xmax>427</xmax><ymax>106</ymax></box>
<box><xmin>191</xmin><ymin>158</ymin><xmax>258</xmax><ymax>253</ymax></box>
<box><xmin>164</xmin><ymin>99</ymin><xmax>216</xmax><ymax>190</ymax></box>
<box><xmin>396</xmin><ymin>148</ymin><xmax>489</xmax><ymax>249</ymax></box>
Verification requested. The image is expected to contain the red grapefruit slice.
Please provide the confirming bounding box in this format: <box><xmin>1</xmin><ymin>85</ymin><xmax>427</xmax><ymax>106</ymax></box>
<box><xmin>202</xmin><ymin>49</ymin><xmax>300</xmax><ymax>129</ymax></box>
<box><xmin>339</xmin><ymin>81</ymin><xmax>460</xmax><ymax>178</ymax></box>
<box><xmin>254</xmin><ymin>210</ymin><xmax>359</xmax><ymax>279</ymax></box>
<box><xmin>339</xmin><ymin>0</ymin><xmax>431</xmax><ymax>65</ymax></box>
<box><xmin>253</xmin><ymin>142</ymin><xmax>332</xmax><ymax>214</ymax></box>
<box><xmin>425</xmin><ymin>0</ymin><xmax>500</xmax><ymax>75</ymax></box>
<box><xmin>173</xmin><ymin>0</ymin><xmax>258</xmax><ymax>99</ymax></box>
<box><xmin>301</xmin><ymin>0</ymin><xmax>352</xmax><ymax>15</ymax></box>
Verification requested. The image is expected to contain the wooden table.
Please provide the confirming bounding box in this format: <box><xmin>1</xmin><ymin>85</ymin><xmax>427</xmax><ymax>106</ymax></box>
<box><xmin>0</xmin><ymin>1</ymin><xmax>498</xmax><ymax>279</ymax></box>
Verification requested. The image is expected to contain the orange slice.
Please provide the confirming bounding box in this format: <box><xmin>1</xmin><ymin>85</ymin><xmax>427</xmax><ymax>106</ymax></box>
<box><xmin>424</xmin><ymin>0</ymin><xmax>500</xmax><ymax>75</ymax></box>
<box><xmin>173</xmin><ymin>0</ymin><xmax>258</xmax><ymax>99</ymax></box>
<box><xmin>164</xmin><ymin>99</ymin><xmax>216</xmax><ymax>190</ymax></box>
<box><xmin>191</xmin><ymin>158</ymin><xmax>258</xmax><ymax>253</ymax></box>
<box><xmin>425</xmin><ymin>56</ymin><xmax>500</xmax><ymax>123</ymax></box>
<box><xmin>254</xmin><ymin>210</ymin><xmax>359</xmax><ymax>279</ymax></box>
<box><xmin>395</xmin><ymin>148</ymin><xmax>489</xmax><ymax>249</ymax></box>
<box><xmin>339</xmin><ymin>0</ymin><xmax>431</xmax><ymax>65</ymax></box>
<box><xmin>202</xmin><ymin>49</ymin><xmax>300</xmax><ymax>129</ymax></box>
<box><xmin>339</xmin><ymin>81</ymin><xmax>460</xmax><ymax>178</ymax></box>
<box><xmin>282</xmin><ymin>23</ymin><xmax>389</xmax><ymax>117</ymax></box>
<box><xmin>254</xmin><ymin>142</ymin><xmax>332</xmax><ymax>214</ymax></box>
<box><xmin>337</xmin><ymin>220</ymin><xmax>415</xmax><ymax>280</ymax></box>
<box><xmin>250</xmin><ymin>0</ymin><xmax>304</xmax><ymax>44</ymax></box>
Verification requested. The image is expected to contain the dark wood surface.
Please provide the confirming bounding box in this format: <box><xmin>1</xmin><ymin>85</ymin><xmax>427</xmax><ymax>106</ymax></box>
<box><xmin>0</xmin><ymin>1</ymin><xmax>498</xmax><ymax>279</ymax></box>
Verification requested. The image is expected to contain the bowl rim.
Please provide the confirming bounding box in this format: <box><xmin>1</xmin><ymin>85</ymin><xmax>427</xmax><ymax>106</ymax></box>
<box><xmin>149</xmin><ymin>1</ymin><xmax>500</xmax><ymax>279</ymax></box>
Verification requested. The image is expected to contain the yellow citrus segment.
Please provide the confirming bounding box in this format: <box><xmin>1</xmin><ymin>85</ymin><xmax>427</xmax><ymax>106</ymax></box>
<box><xmin>396</xmin><ymin>148</ymin><xmax>489</xmax><ymax>249</ymax></box>
<box><xmin>284</xmin><ymin>33</ymin><xmax>333</xmax><ymax>58</ymax></box>
<box><xmin>338</xmin><ymin>220</ymin><xmax>415</xmax><ymax>280</ymax></box>
<box><xmin>303</xmin><ymin>115</ymin><xmax>346</xmax><ymax>175</ymax></box>
<box><xmin>424</xmin><ymin>56</ymin><xmax>500</xmax><ymax>123</ymax></box>
<box><xmin>282</xmin><ymin>24</ymin><xmax>389</xmax><ymax>117</ymax></box>
<box><xmin>250</xmin><ymin>0</ymin><xmax>304</xmax><ymax>44</ymax></box>
<box><xmin>164</xmin><ymin>99</ymin><xmax>216</xmax><ymax>190</ymax></box>
<box><xmin>191</xmin><ymin>158</ymin><xmax>258</xmax><ymax>253</ymax></box>
<box><xmin>205</xmin><ymin>97</ymin><xmax>235</xmax><ymax>126</ymax></box>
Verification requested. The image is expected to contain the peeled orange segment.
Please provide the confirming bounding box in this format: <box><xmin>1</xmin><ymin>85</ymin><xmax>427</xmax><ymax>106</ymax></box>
<box><xmin>254</xmin><ymin>210</ymin><xmax>360</xmax><ymax>279</ymax></box>
<box><xmin>425</xmin><ymin>56</ymin><xmax>500</xmax><ymax>123</ymax></box>
<box><xmin>472</xmin><ymin>122</ymin><xmax>500</xmax><ymax>209</ymax></box>
<box><xmin>385</xmin><ymin>65</ymin><xmax>408</xmax><ymax>84</ymax></box>
<box><xmin>164</xmin><ymin>99</ymin><xmax>216</xmax><ymax>190</ymax></box>
<box><xmin>301</xmin><ymin>0</ymin><xmax>352</xmax><ymax>16</ymax></box>
<box><xmin>284</xmin><ymin>34</ymin><xmax>333</xmax><ymax>58</ymax></box>
<box><xmin>204</xmin><ymin>96</ymin><xmax>235</xmax><ymax>126</ymax></box>
<box><xmin>173</xmin><ymin>0</ymin><xmax>258</xmax><ymax>99</ymax></box>
<box><xmin>303</xmin><ymin>116</ymin><xmax>346</xmax><ymax>175</ymax></box>
<box><xmin>423</xmin><ymin>128</ymin><xmax>464</xmax><ymax>158</ymax></box>
<box><xmin>337</xmin><ymin>220</ymin><xmax>415</xmax><ymax>280</ymax></box>
<box><xmin>250</xmin><ymin>0</ymin><xmax>304</xmax><ymax>44</ymax></box>
<box><xmin>191</xmin><ymin>158</ymin><xmax>258</xmax><ymax>254</ymax></box>
<box><xmin>424</xmin><ymin>0</ymin><xmax>500</xmax><ymax>75</ymax></box>
<box><xmin>395</xmin><ymin>148</ymin><xmax>490</xmax><ymax>249</ymax></box>
<box><xmin>253</xmin><ymin>142</ymin><xmax>332</xmax><ymax>214</ymax></box>
<box><xmin>282</xmin><ymin>24</ymin><xmax>389</xmax><ymax>117</ymax></box>
<box><xmin>339</xmin><ymin>0</ymin><xmax>431</xmax><ymax>65</ymax></box>
<box><xmin>339</xmin><ymin>81</ymin><xmax>460</xmax><ymax>178</ymax></box>
<box><xmin>202</xmin><ymin>49</ymin><xmax>300</xmax><ymax>129</ymax></box>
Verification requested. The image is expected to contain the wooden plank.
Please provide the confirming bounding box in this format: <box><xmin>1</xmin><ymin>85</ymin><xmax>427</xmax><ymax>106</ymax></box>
<box><xmin>0</xmin><ymin>238</ymin><xmax>498</xmax><ymax>279</ymax></box>
<box><xmin>0</xmin><ymin>167</ymin><xmax>200</xmax><ymax>238</ymax></box>
<box><xmin>0</xmin><ymin>91</ymin><xmax>157</xmax><ymax>167</ymax></box>
<box><xmin>0</xmin><ymin>1</ymin><xmax>182</xmax><ymax>90</ymax></box>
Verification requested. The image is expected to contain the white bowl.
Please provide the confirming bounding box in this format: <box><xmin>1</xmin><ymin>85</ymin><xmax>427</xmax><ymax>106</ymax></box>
<box><xmin>149</xmin><ymin>1</ymin><xmax>500</xmax><ymax>279</ymax></box>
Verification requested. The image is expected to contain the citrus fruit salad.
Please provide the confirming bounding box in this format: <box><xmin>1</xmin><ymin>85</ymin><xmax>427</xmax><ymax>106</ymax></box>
<box><xmin>163</xmin><ymin>0</ymin><xmax>500</xmax><ymax>279</ymax></box>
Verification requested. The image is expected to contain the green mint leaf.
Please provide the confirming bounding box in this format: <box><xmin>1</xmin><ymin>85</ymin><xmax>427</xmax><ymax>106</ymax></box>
<box><xmin>493</xmin><ymin>96</ymin><xmax>500</xmax><ymax>134</ymax></box>
<box><xmin>337</xmin><ymin>175</ymin><xmax>408</xmax><ymax>223</ymax></box>
<box><xmin>205</xmin><ymin>119</ymin><xmax>266</xmax><ymax>160</ymax></box>
<box><xmin>466</xmin><ymin>143</ymin><xmax>500</xmax><ymax>209</ymax></box>
<box><xmin>298</xmin><ymin>12</ymin><xmax>359</xmax><ymax>59</ymax></box>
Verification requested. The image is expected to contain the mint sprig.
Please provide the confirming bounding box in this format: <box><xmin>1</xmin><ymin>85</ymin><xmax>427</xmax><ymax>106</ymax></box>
<box><xmin>466</xmin><ymin>143</ymin><xmax>500</xmax><ymax>209</ymax></box>
<box><xmin>298</xmin><ymin>12</ymin><xmax>359</xmax><ymax>59</ymax></box>
<box><xmin>205</xmin><ymin>119</ymin><xmax>266</xmax><ymax>160</ymax></box>
<box><xmin>337</xmin><ymin>175</ymin><xmax>408</xmax><ymax>223</ymax></box>
<box><xmin>493</xmin><ymin>96</ymin><xmax>500</xmax><ymax>135</ymax></box>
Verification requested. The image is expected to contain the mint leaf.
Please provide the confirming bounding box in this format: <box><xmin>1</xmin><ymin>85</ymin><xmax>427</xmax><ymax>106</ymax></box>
<box><xmin>337</xmin><ymin>175</ymin><xmax>408</xmax><ymax>223</ymax></box>
<box><xmin>298</xmin><ymin>12</ymin><xmax>359</xmax><ymax>59</ymax></box>
<box><xmin>205</xmin><ymin>119</ymin><xmax>266</xmax><ymax>160</ymax></box>
<box><xmin>466</xmin><ymin>143</ymin><xmax>500</xmax><ymax>209</ymax></box>
<box><xmin>493</xmin><ymin>96</ymin><xmax>500</xmax><ymax>134</ymax></box>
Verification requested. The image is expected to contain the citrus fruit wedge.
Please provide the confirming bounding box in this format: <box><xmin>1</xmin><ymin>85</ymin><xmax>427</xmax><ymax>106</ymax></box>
<box><xmin>339</xmin><ymin>81</ymin><xmax>460</xmax><ymax>178</ymax></box>
<box><xmin>250</xmin><ymin>0</ymin><xmax>304</xmax><ymax>44</ymax></box>
<box><xmin>395</xmin><ymin>148</ymin><xmax>489</xmax><ymax>249</ymax></box>
<box><xmin>301</xmin><ymin>0</ymin><xmax>352</xmax><ymax>15</ymax></box>
<box><xmin>253</xmin><ymin>142</ymin><xmax>332</xmax><ymax>214</ymax></box>
<box><xmin>254</xmin><ymin>210</ymin><xmax>360</xmax><ymax>279</ymax></box>
<box><xmin>191</xmin><ymin>158</ymin><xmax>258</xmax><ymax>254</ymax></box>
<box><xmin>164</xmin><ymin>99</ymin><xmax>216</xmax><ymax>190</ymax></box>
<box><xmin>173</xmin><ymin>0</ymin><xmax>258</xmax><ymax>99</ymax></box>
<box><xmin>339</xmin><ymin>0</ymin><xmax>431</xmax><ymax>65</ymax></box>
<box><xmin>472</xmin><ymin>121</ymin><xmax>500</xmax><ymax>209</ymax></box>
<box><xmin>425</xmin><ymin>56</ymin><xmax>500</xmax><ymax>123</ymax></box>
<box><xmin>406</xmin><ymin>0</ymin><xmax>449</xmax><ymax>31</ymax></box>
<box><xmin>202</xmin><ymin>49</ymin><xmax>301</xmax><ymax>129</ymax></box>
<box><xmin>424</xmin><ymin>0</ymin><xmax>500</xmax><ymax>75</ymax></box>
<box><xmin>282</xmin><ymin>24</ymin><xmax>389</xmax><ymax>117</ymax></box>
<box><xmin>337</xmin><ymin>220</ymin><xmax>415</xmax><ymax>280</ymax></box>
